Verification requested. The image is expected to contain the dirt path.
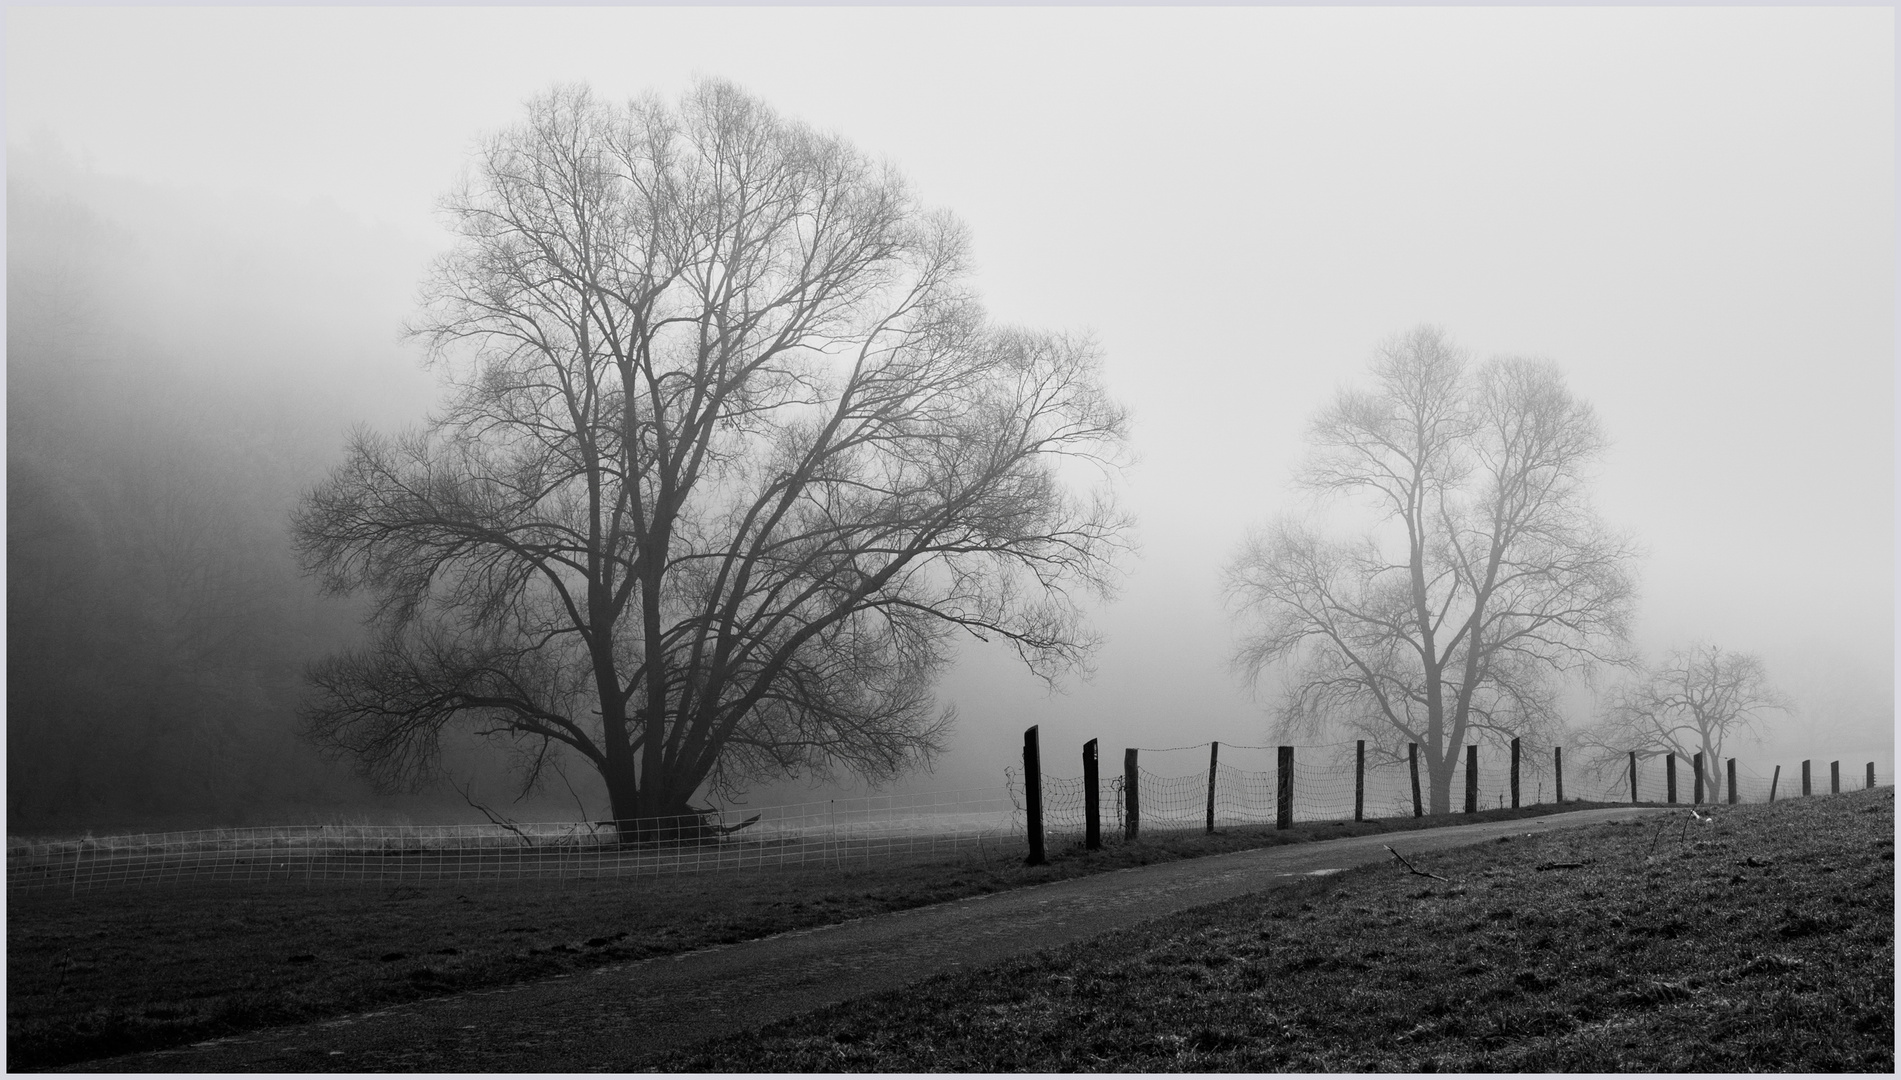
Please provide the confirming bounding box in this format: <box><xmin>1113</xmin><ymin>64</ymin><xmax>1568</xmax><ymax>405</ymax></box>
<box><xmin>77</xmin><ymin>806</ymin><xmax>1668</xmax><ymax>1072</ymax></box>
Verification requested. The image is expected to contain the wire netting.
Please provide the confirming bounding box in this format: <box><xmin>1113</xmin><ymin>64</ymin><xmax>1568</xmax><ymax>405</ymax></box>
<box><xmin>6</xmin><ymin>788</ymin><xmax>1017</xmax><ymax>896</ymax></box>
<box><xmin>13</xmin><ymin>746</ymin><xmax>1888</xmax><ymax>896</ymax></box>
<box><xmin>1007</xmin><ymin>742</ymin><xmax>1894</xmax><ymax>840</ymax></box>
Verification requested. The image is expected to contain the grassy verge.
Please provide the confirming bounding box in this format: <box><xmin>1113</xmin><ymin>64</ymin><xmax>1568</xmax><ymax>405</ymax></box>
<box><xmin>653</xmin><ymin>788</ymin><xmax>1895</xmax><ymax>1073</ymax></box>
<box><xmin>7</xmin><ymin>800</ymin><xmax>1603</xmax><ymax>1070</ymax></box>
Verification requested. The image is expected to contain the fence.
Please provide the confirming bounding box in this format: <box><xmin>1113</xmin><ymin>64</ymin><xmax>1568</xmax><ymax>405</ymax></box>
<box><xmin>6</xmin><ymin>788</ymin><xmax>1015</xmax><ymax>896</ymax></box>
<box><xmin>1009</xmin><ymin>726</ymin><xmax>1893</xmax><ymax>854</ymax></box>
<box><xmin>14</xmin><ymin>739</ymin><xmax>1890</xmax><ymax>894</ymax></box>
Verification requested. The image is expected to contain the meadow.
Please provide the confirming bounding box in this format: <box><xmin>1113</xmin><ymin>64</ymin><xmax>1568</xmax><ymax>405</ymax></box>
<box><xmin>654</xmin><ymin>787</ymin><xmax>1895</xmax><ymax>1072</ymax></box>
<box><xmin>10</xmin><ymin>801</ymin><xmax>1592</xmax><ymax>1070</ymax></box>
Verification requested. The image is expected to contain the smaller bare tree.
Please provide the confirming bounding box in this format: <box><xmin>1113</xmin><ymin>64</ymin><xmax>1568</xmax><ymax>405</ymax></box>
<box><xmin>1584</xmin><ymin>643</ymin><xmax>1789</xmax><ymax>796</ymax></box>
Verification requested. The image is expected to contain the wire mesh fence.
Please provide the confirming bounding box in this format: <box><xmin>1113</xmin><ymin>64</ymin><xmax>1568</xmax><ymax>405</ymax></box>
<box><xmin>1008</xmin><ymin>739</ymin><xmax>1894</xmax><ymax>842</ymax></box>
<box><xmin>6</xmin><ymin>788</ymin><xmax>1017</xmax><ymax>896</ymax></box>
<box><xmin>13</xmin><ymin>741</ymin><xmax>1888</xmax><ymax>896</ymax></box>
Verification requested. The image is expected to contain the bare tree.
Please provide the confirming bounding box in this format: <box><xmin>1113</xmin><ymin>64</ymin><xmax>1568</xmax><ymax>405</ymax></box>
<box><xmin>1224</xmin><ymin>327</ymin><xmax>1638</xmax><ymax>813</ymax></box>
<box><xmin>1583</xmin><ymin>643</ymin><xmax>1789</xmax><ymax>796</ymax></box>
<box><xmin>293</xmin><ymin>82</ymin><xmax>1130</xmax><ymax>834</ymax></box>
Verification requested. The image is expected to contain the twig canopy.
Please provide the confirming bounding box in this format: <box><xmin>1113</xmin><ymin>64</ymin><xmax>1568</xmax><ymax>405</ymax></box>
<box><xmin>1225</xmin><ymin>327</ymin><xmax>1639</xmax><ymax>814</ymax></box>
<box><xmin>294</xmin><ymin>81</ymin><xmax>1131</xmax><ymax>829</ymax></box>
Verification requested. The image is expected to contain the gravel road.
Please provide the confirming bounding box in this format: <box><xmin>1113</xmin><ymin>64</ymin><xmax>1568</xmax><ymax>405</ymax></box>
<box><xmin>75</xmin><ymin>805</ymin><xmax>1668</xmax><ymax>1072</ymax></box>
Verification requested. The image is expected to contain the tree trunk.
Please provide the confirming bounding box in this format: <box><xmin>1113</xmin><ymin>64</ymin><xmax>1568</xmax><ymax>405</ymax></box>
<box><xmin>1428</xmin><ymin>749</ymin><xmax>1454</xmax><ymax>815</ymax></box>
<box><xmin>603</xmin><ymin>753</ymin><xmax>703</xmax><ymax>843</ymax></box>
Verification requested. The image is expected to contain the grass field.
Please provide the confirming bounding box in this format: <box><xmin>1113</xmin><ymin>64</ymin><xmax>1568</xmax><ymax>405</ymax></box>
<box><xmin>7</xmin><ymin>800</ymin><xmax>1599</xmax><ymax>1070</ymax></box>
<box><xmin>652</xmin><ymin>787</ymin><xmax>1895</xmax><ymax>1072</ymax></box>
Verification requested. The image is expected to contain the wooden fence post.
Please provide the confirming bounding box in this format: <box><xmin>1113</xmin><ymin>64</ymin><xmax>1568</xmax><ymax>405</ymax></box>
<box><xmin>1830</xmin><ymin>760</ymin><xmax>1840</xmax><ymax>794</ymax></box>
<box><xmin>1693</xmin><ymin>752</ymin><xmax>1704</xmax><ymax>805</ymax></box>
<box><xmin>1629</xmin><ymin>751</ymin><xmax>1639</xmax><ymax>804</ymax></box>
<box><xmin>1277</xmin><ymin>746</ymin><xmax>1294</xmax><ymax>829</ymax></box>
<box><xmin>1666</xmin><ymin>753</ymin><xmax>1677</xmax><ymax>804</ymax></box>
<box><xmin>1355</xmin><ymin>740</ymin><xmax>1366</xmax><ymax>822</ymax></box>
<box><xmin>1464</xmin><ymin>745</ymin><xmax>1478</xmax><ymax>814</ymax></box>
<box><xmin>1409</xmin><ymin>743</ymin><xmax>1422</xmax><ymax>818</ymax></box>
<box><xmin>1555</xmin><ymin>746</ymin><xmax>1564</xmax><ymax>804</ymax></box>
<box><xmin>1124</xmin><ymin>748</ymin><xmax>1140</xmax><ymax>841</ymax></box>
<box><xmin>1726</xmin><ymin>758</ymin><xmax>1737</xmax><ymax>805</ymax></box>
<box><xmin>1801</xmin><ymin>760</ymin><xmax>1811</xmax><ymax>797</ymax></box>
<box><xmin>1869</xmin><ymin>762</ymin><xmax>1878</xmax><ymax>790</ymax></box>
<box><xmin>1205</xmin><ymin>741</ymin><xmax>1220</xmax><ymax>835</ymax></box>
<box><xmin>1083</xmin><ymin>738</ymin><xmax>1100</xmax><ymax>851</ymax></box>
<box><xmin>1024</xmin><ymin>726</ymin><xmax>1045</xmax><ymax>866</ymax></box>
<box><xmin>1769</xmin><ymin>764</ymin><xmax>1780</xmax><ymax>802</ymax></box>
<box><xmin>1510</xmin><ymin>737</ymin><xmax>1521</xmax><ymax>809</ymax></box>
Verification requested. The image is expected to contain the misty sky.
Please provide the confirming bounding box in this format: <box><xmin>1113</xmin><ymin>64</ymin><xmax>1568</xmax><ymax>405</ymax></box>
<box><xmin>8</xmin><ymin>6</ymin><xmax>1893</xmax><ymax>802</ymax></box>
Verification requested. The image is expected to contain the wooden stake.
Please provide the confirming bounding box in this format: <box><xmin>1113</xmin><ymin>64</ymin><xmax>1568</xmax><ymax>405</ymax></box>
<box><xmin>1355</xmin><ymin>740</ymin><xmax>1366</xmax><ymax>822</ymax></box>
<box><xmin>1024</xmin><ymin>726</ymin><xmax>1045</xmax><ymax>866</ymax></box>
<box><xmin>1205</xmin><ymin>741</ymin><xmax>1219</xmax><ymax>835</ymax></box>
<box><xmin>1510</xmin><ymin>737</ymin><xmax>1521</xmax><ymax>809</ymax></box>
<box><xmin>1277</xmin><ymin>746</ymin><xmax>1294</xmax><ymax>830</ymax></box>
<box><xmin>1464</xmin><ymin>745</ymin><xmax>1478</xmax><ymax>814</ymax></box>
<box><xmin>1409</xmin><ymin>743</ymin><xmax>1422</xmax><ymax>818</ymax></box>
<box><xmin>1124</xmin><ymin>748</ymin><xmax>1140</xmax><ymax>841</ymax></box>
<box><xmin>1083</xmin><ymin>738</ymin><xmax>1100</xmax><ymax>851</ymax></box>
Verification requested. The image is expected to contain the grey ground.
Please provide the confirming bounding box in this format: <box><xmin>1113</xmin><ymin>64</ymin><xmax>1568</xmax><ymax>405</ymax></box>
<box><xmin>75</xmin><ymin>806</ymin><xmax>1667</xmax><ymax>1072</ymax></box>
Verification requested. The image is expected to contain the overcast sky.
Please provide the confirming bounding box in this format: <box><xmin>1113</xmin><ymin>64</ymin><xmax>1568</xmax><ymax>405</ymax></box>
<box><xmin>8</xmin><ymin>6</ymin><xmax>1893</xmax><ymax>800</ymax></box>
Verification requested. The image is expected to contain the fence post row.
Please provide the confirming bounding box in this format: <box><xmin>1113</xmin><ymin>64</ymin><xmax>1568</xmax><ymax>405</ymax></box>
<box><xmin>1629</xmin><ymin>751</ymin><xmax>1639</xmax><ymax>805</ymax></box>
<box><xmin>1693</xmin><ymin>752</ymin><xmax>1704</xmax><ymax>805</ymax></box>
<box><xmin>1464</xmin><ymin>744</ymin><xmax>1478</xmax><ymax>814</ymax></box>
<box><xmin>1510</xmin><ymin>737</ymin><xmax>1521</xmax><ymax>809</ymax></box>
<box><xmin>1276</xmin><ymin>746</ymin><xmax>1294</xmax><ymax>830</ymax></box>
<box><xmin>1409</xmin><ymin>743</ymin><xmax>1423</xmax><ymax>818</ymax></box>
<box><xmin>1666</xmin><ymin>753</ymin><xmax>1677</xmax><ymax>804</ymax></box>
<box><xmin>1023</xmin><ymin>725</ymin><xmax>1045</xmax><ymax>866</ymax></box>
<box><xmin>1830</xmin><ymin>760</ymin><xmax>1840</xmax><ymax>794</ymax></box>
<box><xmin>1083</xmin><ymin>738</ymin><xmax>1101</xmax><ymax>852</ymax></box>
<box><xmin>1802</xmin><ymin>759</ymin><xmax>1811</xmax><ymax>797</ymax></box>
<box><xmin>1555</xmin><ymin>745</ymin><xmax>1564</xmax><ymax>804</ymax></box>
<box><xmin>1205</xmin><ymin>741</ymin><xmax>1220</xmax><ymax>835</ymax></box>
<box><xmin>1124</xmin><ymin>748</ymin><xmax>1140</xmax><ymax>841</ymax></box>
<box><xmin>1727</xmin><ymin>757</ymin><xmax>1738</xmax><ymax>805</ymax></box>
<box><xmin>1354</xmin><ymin>740</ymin><xmax>1366</xmax><ymax>823</ymax></box>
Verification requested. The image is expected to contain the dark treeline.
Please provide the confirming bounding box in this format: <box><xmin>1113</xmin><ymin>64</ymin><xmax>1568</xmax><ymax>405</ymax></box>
<box><xmin>6</xmin><ymin>149</ymin><xmax>565</xmax><ymax>833</ymax></box>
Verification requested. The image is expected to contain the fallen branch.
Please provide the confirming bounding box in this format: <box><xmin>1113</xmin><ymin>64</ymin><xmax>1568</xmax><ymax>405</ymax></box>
<box><xmin>1535</xmin><ymin>861</ymin><xmax>1587</xmax><ymax>871</ymax></box>
<box><xmin>716</xmin><ymin>814</ymin><xmax>763</xmax><ymax>836</ymax></box>
<box><xmin>455</xmin><ymin>780</ymin><xmax>533</xmax><ymax>846</ymax></box>
<box><xmin>1385</xmin><ymin>845</ymin><xmax>1449</xmax><ymax>881</ymax></box>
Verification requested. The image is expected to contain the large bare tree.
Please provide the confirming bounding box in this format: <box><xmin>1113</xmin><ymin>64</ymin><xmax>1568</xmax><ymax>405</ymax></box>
<box><xmin>294</xmin><ymin>82</ymin><xmax>1130</xmax><ymax>832</ymax></box>
<box><xmin>1583</xmin><ymin>643</ymin><xmax>1788</xmax><ymax>797</ymax></box>
<box><xmin>1224</xmin><ymin>327</ymin><xmax>1638</xmax><ymax>813</ymax></box>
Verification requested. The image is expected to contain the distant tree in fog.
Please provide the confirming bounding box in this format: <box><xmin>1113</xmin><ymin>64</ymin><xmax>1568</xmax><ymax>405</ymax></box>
<box><xmin>1582</xmin><ymin>643</ymin><xmax>1788</xmax><ymax>797</ymax></box>
<box><xmin>294</xmin><ymin>81</ymin><xmax>1130</xmax><ymax>834</ymax></box>
<box><xmin>1223</xmin><ymin>327</ymin><xmax>1639</xmax><ymax>813</ymax></box>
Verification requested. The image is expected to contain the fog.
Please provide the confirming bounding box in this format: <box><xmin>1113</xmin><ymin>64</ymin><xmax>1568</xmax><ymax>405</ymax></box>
<box><xmin>7</xmin><ymin>7</ymin><xmax>1891</xmax><ymax>830</ymax></box>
